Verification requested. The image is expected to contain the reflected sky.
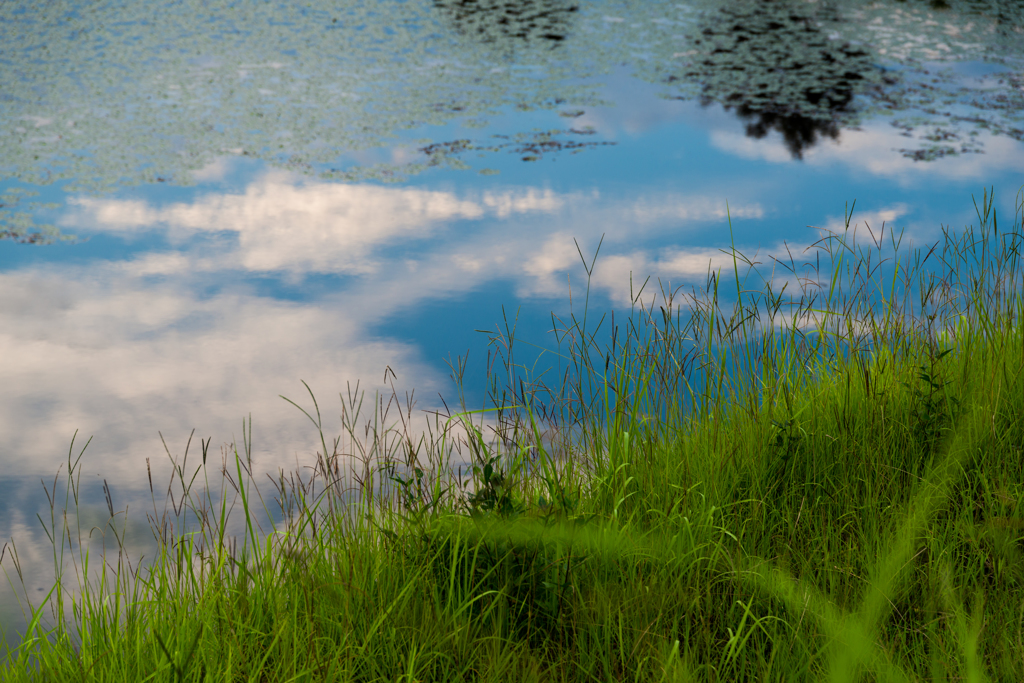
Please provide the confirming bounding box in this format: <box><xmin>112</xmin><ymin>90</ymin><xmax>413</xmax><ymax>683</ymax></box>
<box><xmin>2</xmin><ymin>0</ymin><xmax>1024</xmax><ymax>644</ymax></box>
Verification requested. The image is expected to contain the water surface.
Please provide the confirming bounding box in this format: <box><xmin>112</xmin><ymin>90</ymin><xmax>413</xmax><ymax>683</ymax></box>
<box><xmin>2</xmin><ymin>0</ymin><xmax>1023</xmax><ymax>644</ymax></box>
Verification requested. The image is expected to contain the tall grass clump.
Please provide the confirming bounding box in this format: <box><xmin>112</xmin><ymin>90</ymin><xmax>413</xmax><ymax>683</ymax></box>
<box><xmin>2</xmin><ymin>188</ymin><xmax>1023</xmax><ymax>681</ymax></box>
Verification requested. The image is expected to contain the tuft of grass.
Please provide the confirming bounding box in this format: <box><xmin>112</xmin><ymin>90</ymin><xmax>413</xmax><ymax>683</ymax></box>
<box><xmin>3</xmin><ymin>187</ymin><xmax>1024</xmax><ymax>681</ymax></box>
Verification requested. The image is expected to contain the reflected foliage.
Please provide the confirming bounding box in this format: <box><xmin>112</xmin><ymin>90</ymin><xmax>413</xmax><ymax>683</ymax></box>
<box><xmin>676</xmin><ymin>0</ymin><xmax>883</xmax><ymax>158</ymax></box>
<box><xmin>0</xmin><ymin>188</ymin><xmax>69</xmax><ymax>244</ymax></box>
<box><xmin>434</xmin><ymin>0</ymin><xmax>579</xmax><ymax>48</ymax></box>
<box><xmin>418</xmin><ymin>127</ymin><xmax>614</xmax><ymax>167</ymax></box>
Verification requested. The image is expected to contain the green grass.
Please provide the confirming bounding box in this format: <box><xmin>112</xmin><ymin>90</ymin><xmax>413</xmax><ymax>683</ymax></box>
<box><xmin>3</xmin><ymin>189</ymin><xmax>1024</xmax><ymax>681</ymax></box>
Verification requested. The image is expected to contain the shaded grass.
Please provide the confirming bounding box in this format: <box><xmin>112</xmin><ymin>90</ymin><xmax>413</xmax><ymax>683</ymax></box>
<box><xmin>2</xmin><ymin>188</ymin><xmax>1024</xmax><ymax>681</ymax></box>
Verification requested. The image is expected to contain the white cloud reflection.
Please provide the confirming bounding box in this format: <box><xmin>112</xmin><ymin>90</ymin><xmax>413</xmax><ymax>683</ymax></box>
<box><xmin>10</xmin><ymin>174</ymin><xmax>769</xmax><ymax>492</ymax></box>
<box><xmin>520</xmin><ymin>234</ymin><xmax>794</xmax><ymax>306</ymax></box>
<box><xmin>0</xmin><ymin>265</ymin><xmax>446</xmax><ymax>487</ymax></box>
<box><xmin>62</xmin><ymin>171</ymin><xmax>765</xmax><ymax>282</ymax></box>
<box><xmin>710</xmin><ymin>120</ymin><xmax>1024</xmax><ymax>181</ymax></box>
<box><xmin>65</xmin><ymin>172</ymin><xmax>571</xmax><ymax>274</ymax></box>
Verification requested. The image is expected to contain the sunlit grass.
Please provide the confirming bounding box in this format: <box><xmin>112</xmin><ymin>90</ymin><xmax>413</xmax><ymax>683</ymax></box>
<box><xmin>2</xmin><ymin>188</ymin><xmax>1023</xmax><ymax>681</ymax></box>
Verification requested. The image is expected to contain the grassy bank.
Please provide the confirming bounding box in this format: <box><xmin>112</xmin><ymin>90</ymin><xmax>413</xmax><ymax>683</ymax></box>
<box><xmin>3</xmin><ymin>191</ymin><xmax>1023</xmax><ymax>681</ymax></box>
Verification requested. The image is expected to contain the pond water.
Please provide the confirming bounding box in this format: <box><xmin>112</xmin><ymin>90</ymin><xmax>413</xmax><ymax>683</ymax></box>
<box><xmin>2</xmin><ymin>0</ymin><xmax>1023</xmax><ymax>645</ymax></box>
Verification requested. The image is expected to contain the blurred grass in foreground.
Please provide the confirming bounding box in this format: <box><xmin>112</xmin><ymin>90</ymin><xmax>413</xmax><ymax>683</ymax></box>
<box><xmin>2</xmin><ymin>188</ymin><xmax>1024</xmax><ymax>682</ymax></box>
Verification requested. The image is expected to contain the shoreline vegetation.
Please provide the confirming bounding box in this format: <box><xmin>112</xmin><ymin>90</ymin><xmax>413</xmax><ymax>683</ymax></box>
<box><xmin>3</xmin><ymin>190</ymin><xmax>1024</xmax><ymax>681</ymax></box>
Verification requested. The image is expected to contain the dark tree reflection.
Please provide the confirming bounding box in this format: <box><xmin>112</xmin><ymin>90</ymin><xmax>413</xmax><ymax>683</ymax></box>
<box><xmin>675</xmin><ymin>0</ymin><xmax>883</xmax><ymax>159</ymax></box>
<box><xmin>433</xmin><ymin>0</ymin><xmax>579</xmax><ymax>49</ymax></box>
